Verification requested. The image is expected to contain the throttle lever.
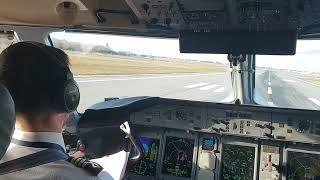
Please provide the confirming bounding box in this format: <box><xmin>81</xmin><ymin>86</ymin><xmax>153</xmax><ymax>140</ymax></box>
<box><xmin>119</xmin><ymin>121</ymin><xmax>143</xmax><ymax>161</ymax></box>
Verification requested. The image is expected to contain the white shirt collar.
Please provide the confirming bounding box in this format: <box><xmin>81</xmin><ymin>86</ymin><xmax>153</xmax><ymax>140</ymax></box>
<box><xmin>11</xmin><ymin>129</ymin><xmax>66</xmax><ymax>151</ymax></box>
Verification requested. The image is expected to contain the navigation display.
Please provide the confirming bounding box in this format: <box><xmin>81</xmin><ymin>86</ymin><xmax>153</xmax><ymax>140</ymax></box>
<box><xmin>128</xmin><ymin>137</ymin><xmax>160</xmax><ymax>176</ymax></box>
<box><xmin>162</xmin><ymin>136</ymin><xmax>194</xmax><ymax>177</ymax></box>
<box><xmin>221</xmin><ymin>144</ymin><xmax>255</xmax><ymax>180</ymax></box>
<box><xmin>287</xmin><ymin>151</ymin><xmax>320</xmax><ymax>180</ymax></box>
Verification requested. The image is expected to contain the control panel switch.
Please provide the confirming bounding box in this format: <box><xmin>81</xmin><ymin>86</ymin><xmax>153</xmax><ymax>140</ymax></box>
<box><xmin>265</xmin><ymin>124</ymin><xmax>275</xmax><ymax>130</ymax></box>
<box><xmin>264</xmin><ymin>133</ymin><xmax>274</xmax><ymax>138</ymax></box>
<box><xmin>256</xmin><ymin>123</ymin><xmax>265</xmax><ymax>129</ymax></box>
<box><xmin>220</xmin><ymin>120</ymin><xmax>229</xmax><ymax>125</ymax></box>
<box><xmin>211</xmin><ymin>127</ymin><xmax>220</xmax><ymax>132</ymax></box>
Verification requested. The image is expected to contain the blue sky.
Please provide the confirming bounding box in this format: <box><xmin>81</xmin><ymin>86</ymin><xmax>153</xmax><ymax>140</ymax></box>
<box><xmin>51</xmin><ymin>32</ymin><xmax>320</xmax><ymax>73</ymax></box>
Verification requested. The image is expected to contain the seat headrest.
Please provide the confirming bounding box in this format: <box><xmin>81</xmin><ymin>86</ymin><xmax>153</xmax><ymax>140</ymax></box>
<box><xmin>0</xmin><ymin>82</ymin><xmax>15</xmax><ymax>159</ymax></box>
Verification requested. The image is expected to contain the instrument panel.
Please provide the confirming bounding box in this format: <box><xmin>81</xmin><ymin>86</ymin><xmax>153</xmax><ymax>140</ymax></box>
<box><xmin>124</xmin><ymin>98</ymin><xmax>320</xmax><ymax>180</ymax></box>
<box><xmin>130</xmin><ymin>98</ymin><xmax>320</xmax><ymax>144</ymax></box>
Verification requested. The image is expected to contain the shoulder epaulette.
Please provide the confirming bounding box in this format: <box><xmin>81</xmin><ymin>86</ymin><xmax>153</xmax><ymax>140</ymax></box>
<box><xmin>67</xmin><ymin>156</ymin><xmax>103</xmax><ymax>176</ymax></box>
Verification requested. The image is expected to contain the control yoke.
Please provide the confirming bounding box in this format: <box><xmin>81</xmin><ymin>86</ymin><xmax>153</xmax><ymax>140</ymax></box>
<box><xmin>120</xmin><ymin>121</ymin><xmax>144</xmax><ymax>162</ymax></box>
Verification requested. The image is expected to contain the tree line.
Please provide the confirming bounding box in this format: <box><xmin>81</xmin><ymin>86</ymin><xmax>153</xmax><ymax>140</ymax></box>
<box><xmin>51</xmin><ymin>38</ymin><xmax>139</xmax><ymax>57</ymax></box>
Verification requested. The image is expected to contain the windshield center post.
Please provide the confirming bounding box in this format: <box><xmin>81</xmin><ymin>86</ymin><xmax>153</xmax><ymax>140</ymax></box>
<box><xmin>228</xmin><ymin>54</ymin><xmax>256</xmax><ymax>105</ymax></box>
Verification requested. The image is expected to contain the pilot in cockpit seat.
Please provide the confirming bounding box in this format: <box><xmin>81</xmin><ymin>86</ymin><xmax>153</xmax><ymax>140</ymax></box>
<box><xmin>0</xmin><ymin>42</ymin><xmax>105</xmax><ymax>179</ymax></box>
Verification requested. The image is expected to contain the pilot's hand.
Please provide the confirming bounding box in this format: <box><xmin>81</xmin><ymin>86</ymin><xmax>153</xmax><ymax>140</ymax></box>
<box><xmin>69</xmin><ymin>150</ymin><xmax>85</xmax><ymax>158</ymax></box>
<box><xmin>67</xmin><ymin>142</ymin><xmax>86</xmax><ymax>158</ymax></box>
<box><xmin>78</xmin><ymin>126</ymin><xmax>129</xmax><ymax>159</ymax></box>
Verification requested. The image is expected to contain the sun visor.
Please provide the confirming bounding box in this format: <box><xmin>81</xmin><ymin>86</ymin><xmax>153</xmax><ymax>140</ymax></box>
<box><xmin>179</xmin><ymin>30</ymin><xmax>298</xmax><ymax>55</ymax></box>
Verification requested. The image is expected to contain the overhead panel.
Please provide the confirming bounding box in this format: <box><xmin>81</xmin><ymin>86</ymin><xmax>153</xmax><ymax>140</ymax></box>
<box><xmin>126</xmin><ymin>0</ymin><xmax>304</xmax><ymax>31</ymax></box>
<box><xmin>176</xmin><ymin>0</ymin><xmax>226</xmax><ymax>30</ymax></box>
<box><xmin>125</xmin><ymin>0</ymin><xmax>184</xmax><ymax>29</ymax></box>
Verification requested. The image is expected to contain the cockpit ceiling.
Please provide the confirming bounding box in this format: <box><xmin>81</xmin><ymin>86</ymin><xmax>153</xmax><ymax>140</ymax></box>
<box><xmin>1</xmin><ymin>0</ymin><xmax>320</xmax><ymax>37</ymax></box>
<box><xmin>0</xmin><ymin>0</ymin><xmax>144</xmax><ymax>28</ymax></box>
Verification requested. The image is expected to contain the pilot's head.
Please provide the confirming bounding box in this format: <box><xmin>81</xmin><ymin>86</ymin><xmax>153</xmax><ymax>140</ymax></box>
<box><xmin>0</xmin><ymin>41</ymin><xmax>80</xmax><ymax>132</ymax></box>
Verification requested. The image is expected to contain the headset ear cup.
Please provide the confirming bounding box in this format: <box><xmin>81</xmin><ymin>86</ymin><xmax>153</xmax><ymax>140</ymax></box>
<box><xmin>63</xmin><ymin>79</ymin><xmax>80</xmax><ymax>112</ymax></box>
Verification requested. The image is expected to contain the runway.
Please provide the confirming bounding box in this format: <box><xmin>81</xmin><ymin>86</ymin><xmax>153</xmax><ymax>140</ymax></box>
<box><xmin>255</xmin><ymin>69</ymin><xmax>320</xmax><ymax>110</ymax></box>
<box><xmin>75</xmin><ymin>70</ymin><xmax>320</xmax><ymax>112</ymax></box>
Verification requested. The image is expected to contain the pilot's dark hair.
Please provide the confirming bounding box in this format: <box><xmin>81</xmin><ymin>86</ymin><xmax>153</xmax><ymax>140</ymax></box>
<box><xmin>0</xmin><ymin>41</ymin><xmax>70</xmax><ymax>120</ymax></box>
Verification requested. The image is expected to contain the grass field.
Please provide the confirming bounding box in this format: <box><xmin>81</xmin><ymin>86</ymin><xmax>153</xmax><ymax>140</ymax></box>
<box><xmin>301</xmin><ymin>75</ymin><xmax>320</xmax><ymax>86</ymax></box>
<box><xmin>68</xmin><ymin>53</ymin><xmax>226</xmax><ymax>75</ymax></box>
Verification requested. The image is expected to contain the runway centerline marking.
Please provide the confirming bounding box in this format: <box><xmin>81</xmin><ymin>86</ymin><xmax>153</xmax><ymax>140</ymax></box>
<box><xmin>199</xmin><ymin>84</ymin><xmax>219</xmax><ymax>90</ymax></box>
<box><xmin>268</xmin><ymin>87</ymin><xmax>272</xmax><ymax>95</ymax></box>
<box><xmin>308</xmin><ymin>98</ymin><xmax>320</xmax><ymax>107</ymax></box>
<box><xmin>184</xmin><ymin>83</ymin><xmax>209</xmax><ymax>89</ymax></box>
<box><xmin>214</xmin><ymin>87</ymin><xmax>225</xmax><ymax>93</ymax></box>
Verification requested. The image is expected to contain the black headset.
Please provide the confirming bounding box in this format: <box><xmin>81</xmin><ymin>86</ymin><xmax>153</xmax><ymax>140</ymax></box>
<box><xmin>0</xmin><ymin>81</ymin><xmax>15</xmax><ymax>160</ymax></box>
<box><xmin>24</xmin><ymin>42</ymin><xmax>80</xmax><ymax>113</ymax></box>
